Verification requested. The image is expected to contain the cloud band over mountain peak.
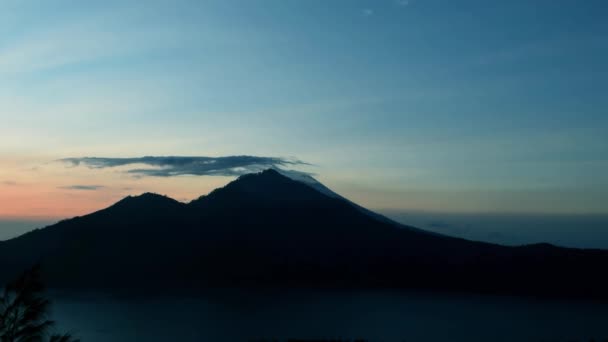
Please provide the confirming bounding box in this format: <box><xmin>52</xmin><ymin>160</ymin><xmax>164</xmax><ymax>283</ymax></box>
<box><xmin>58</xmin><ymin>156</ymin><xmax>310</xmax><ymax>178</ymax></box>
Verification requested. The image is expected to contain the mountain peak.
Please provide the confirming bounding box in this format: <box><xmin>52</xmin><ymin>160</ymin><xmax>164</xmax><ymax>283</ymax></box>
<box><xmin>111</xmin><ymin>192</ymin><xmax>183</xmax><ymax>211</ymax></box>
<box><xmin>189</xmin><ymin>168</ymin><xmax>330</xmax><ymax>208</ymax></box>
<box><xmin>122</xmin><ymin>192</ymin><xmax>174</xmax><ymax>202</ymax></box>
<box><xmin>236</xmin><ymin>168</ymin><xmax>285</xmax><ymax>181</ymax></box>
<box><xmin>260</xmin><ymin>168</ymin><xmax>282</xmax><ymax>176</ymax></box>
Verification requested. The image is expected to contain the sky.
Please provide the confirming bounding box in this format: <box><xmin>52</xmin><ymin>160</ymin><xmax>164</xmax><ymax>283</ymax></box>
<box><xmin>1</xmin><ymin>0</ymin><xmax>607</xmax><ymax>229</ymax></box>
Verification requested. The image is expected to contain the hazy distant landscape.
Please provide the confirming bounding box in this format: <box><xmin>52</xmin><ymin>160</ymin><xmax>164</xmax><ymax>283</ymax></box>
<box><xmin>0</xmin><ymin>219</ymin><xmax>55</xmax><ymax>241</ymax></box>
<box><xmin>382</xmin><ymin>212</ymin><xmax>608</xmax><ymax>249</ymax></box>
<box><xmin>4</xmin><ymin>213</ymin><xmax>608</xmax><ymax>249</ymax></box>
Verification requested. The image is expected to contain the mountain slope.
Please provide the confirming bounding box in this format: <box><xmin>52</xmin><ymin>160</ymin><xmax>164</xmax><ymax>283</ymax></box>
<box><xmin>0</xmin><ymin>169</ymin><xmax>607</xmax><ymax>298</ymax></box>
<box><xmin>274</xmin><ymin>168</ymin><xmax>432</xmax><ymax>233</ymax></box>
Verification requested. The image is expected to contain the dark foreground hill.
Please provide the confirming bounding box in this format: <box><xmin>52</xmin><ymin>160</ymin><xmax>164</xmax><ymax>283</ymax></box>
<box><xmin>1</xmin><ymin>169</ymin><xmax>607</xmax><ymax>299</ymax></box>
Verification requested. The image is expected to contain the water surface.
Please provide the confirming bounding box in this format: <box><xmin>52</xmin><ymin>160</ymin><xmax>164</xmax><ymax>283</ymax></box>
<box><xmin>50</xmin><ymin>290</ymin><xmax>608</xmax><ymax>342</ymax></box>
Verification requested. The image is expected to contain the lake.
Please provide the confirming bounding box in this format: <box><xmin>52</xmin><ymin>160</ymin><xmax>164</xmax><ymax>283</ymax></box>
<box><xmin>48</xmin><ymin>289</ymin><xmax>608</xmax><ymax>342</ymax></box>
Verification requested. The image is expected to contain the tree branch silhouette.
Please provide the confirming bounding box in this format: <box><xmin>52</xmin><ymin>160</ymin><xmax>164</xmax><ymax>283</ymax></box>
<box><xmin>0</xmin><ymin>265</ymin><xmax>79</xmax><ymax>342</ymax></box>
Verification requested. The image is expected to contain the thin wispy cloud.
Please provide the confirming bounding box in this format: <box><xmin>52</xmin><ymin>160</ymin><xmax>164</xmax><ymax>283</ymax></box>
<box><xmin>0</xmin><ymin>24</ymin><xmax>184</xmax><ymax>75</ymax></box>
<box><xmin>58</xmin><ymin>156</ymin><xmax>310</xmax><ymax>178</ymax></box>
<box><xmin>0</xmin><ymin>4</ymin><xmax>281</xmax><ymax>75</ymax></box>
<box><xmin>362</xmin><ymin>9</ymin><xmax>374</xmax><ymax>17</ymax></box>
<box><xmin>2</xmin><ymin>181</ymin><xmax>18</xmax><ymax>186</ymax></box>
<box><xmin>395</xmin><ymin>0</ymin><xmax>410</xmax><ymax>7</ymax></box>
<box><xmin>58</xmin><ymin>185</ymin><xmax>105</xmax><ymax>191</ymax></box>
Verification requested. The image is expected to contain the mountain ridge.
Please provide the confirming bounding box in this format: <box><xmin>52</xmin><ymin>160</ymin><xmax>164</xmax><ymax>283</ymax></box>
<box><xmin>0</xmin><ymin>169</ymin><xmax>607</xmax><ymax>299</ymax></box>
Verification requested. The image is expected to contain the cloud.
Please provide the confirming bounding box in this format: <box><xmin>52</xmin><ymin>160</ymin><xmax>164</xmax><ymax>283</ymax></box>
<box><xmin>58</xmin><ymin>185</ymin><xmax>105</xmax><ymax>191</ymax></box>
<box><xmin>362</xmin><ymin>8</ymin><xmax>374</xmax><ymax>16</ymax></box>
<box><xmin>58</xmin><ymin>156</ymin><xmax>310</xmax><ymax>178</ymax></box>
<box><xmin>395</xmin><ymin>0</ymin><xmax>410</xmax><ymax>6</ymax></box>
<box><xmin>2</xmin><ymin>181</ymin><xmax>18</xmax><ymax>186</ymax></box>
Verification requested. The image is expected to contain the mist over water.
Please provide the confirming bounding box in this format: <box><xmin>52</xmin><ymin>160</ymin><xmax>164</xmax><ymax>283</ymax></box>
<box><xmin>49</xmin><ymin>290</ymin><xmax>608</xmax><ymax>342</ymax></box>
<box><xmin>3</xmin><ymin>213</ymin><xmax>608</xmax><ymax>249</ymax></box>
<box><xmin>381</xmin><ymin>211</ymin><xmax>608</xmax><ymax>249</ymax></box>
<box><xmin>0</xmin><ymin>219</ymin><xmax>55</xmax><ymax>241</ymax></box>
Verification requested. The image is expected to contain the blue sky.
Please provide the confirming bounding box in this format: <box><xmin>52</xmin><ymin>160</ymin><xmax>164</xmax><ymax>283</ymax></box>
<box><xmin>1</xmin><ymin>0</ymin><xmax>607</xmax><ymax>219</ymax></box>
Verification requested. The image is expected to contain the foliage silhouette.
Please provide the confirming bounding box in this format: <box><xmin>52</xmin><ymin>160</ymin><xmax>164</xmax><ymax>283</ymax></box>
<box><xmin>0</xmin><ymin>265</ymin><xmax>79</xmax><ymax>342</ymax></box>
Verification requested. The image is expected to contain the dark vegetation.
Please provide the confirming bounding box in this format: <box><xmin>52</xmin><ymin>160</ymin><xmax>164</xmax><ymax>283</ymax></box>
<box><xmin>251</xmin><ymin>339</ymin><xmax>368</xmax><ymax>342</ymax></box>
<box><xmin>0</xmin><ymin>169</ymin><xmax>607</xmax><ymax>299</ymax></box>
<box><xmin>0</xmin><ymin>265</ymin><xmax>78</xmax><ymax>342</ymax></box>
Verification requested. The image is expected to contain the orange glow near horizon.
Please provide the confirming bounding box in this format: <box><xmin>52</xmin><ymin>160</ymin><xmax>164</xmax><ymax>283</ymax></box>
<box><xmin>0</xmin><ymin>156</ymin><xmax>235</xmax><ymax>220</ymax></box>
<box><xmin>0</xmin><ymin>180</ymin><xmax>232</xmax><ymax>220</ymax></box>
<box><xmin>2</xmin><ymin>155</ymin><xmax>608</xmax><ymax>221</ymax></box>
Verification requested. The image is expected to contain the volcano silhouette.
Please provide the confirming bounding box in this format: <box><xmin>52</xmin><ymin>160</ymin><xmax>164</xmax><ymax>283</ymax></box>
<box><xmin>1</xmin><ymin>169</ymin><xmax>606</xmax><ymax>298</ymax></box>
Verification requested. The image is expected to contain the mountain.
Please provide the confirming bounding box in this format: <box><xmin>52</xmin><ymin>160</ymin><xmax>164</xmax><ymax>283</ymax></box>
<box><xmin>275</xmin><ymin>168</ymin><xmax>431</xmax><ymax>233</ymax></box>
<box><xmin>1</xmin><ymin>169</ymin><xmax>607</xmax><ymax>298</ymax></box>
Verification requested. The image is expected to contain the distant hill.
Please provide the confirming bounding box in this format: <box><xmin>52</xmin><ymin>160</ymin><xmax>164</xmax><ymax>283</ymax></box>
<box><xmin>1</xmin><ymin>169</ymin><xmax>607</xmax><ymax>299</ymax></box>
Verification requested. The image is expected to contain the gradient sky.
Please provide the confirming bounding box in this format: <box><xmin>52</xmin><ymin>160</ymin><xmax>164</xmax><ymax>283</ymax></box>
<box><xmin>1</xmin><ymin>0</ymin><xmax>607</xmax><ymax>222</ymax></box>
